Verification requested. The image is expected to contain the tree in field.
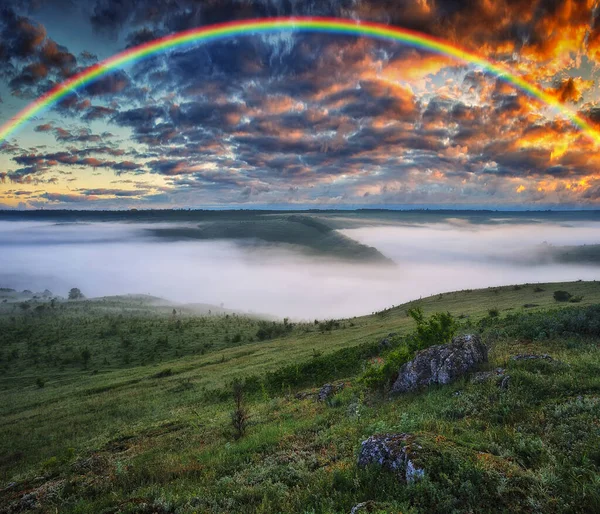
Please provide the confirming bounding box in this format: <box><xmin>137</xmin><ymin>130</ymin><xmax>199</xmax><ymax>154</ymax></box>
<box><xmin>230</xmin><ymin>379</ymin><xmax>249</xmax><ymax>440</ymax></box>
<box><xmin>68</xmin><ymin>288</ymin><xmax>84</xmax><ymax>300</ymax></box>
<box><xmin>81</xmin><ymin>347</ymin><xmax>91</xmax><ymax>369</ymax></box>
<box><xmin>553</xmin><ymin>290</ymin><xmax>572</xmax><ymax>302</ymax></box>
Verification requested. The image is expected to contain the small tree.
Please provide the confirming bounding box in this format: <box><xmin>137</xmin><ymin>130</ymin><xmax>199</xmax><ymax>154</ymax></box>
<box><xmin>230</xmin><ymin>379</ymin><xmax>249</xmax><ymax>440</ymax></box>
<box><xmin>68</xmin><ymin>288</ymin><xmax>84</xmax><ymax>300</ymax></box>
<box><xmin>407</xmin><ymin>307</ymin><xmax>457</xmax><ymax>351</ymax></box>
<box><xmin>553</xmin><ymin>290</ymin><xmax>572</xmax><ymax>302</ymax></box>
<box><xmin>81</xmin><ymin>347</ymin><xmax>91</xmax><ymax>369</ymax></box>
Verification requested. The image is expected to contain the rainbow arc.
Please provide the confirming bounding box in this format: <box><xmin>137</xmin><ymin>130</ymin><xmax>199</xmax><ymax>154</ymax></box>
<box><xmin>0</xmin><ymin>17</ymin><xmax>597</xmax><ymax>144</ymax></box>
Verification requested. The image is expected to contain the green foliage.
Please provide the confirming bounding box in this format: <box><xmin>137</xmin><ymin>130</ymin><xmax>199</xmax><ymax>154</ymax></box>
<box><xmin>481</xmin><ymin>304</ymin><xmax>600</xmax><ymax>342</ymax></box>
<box><xmin>35</xmin><ymin>377</ymin><xmax>45</xmax><ymax>389</ymax></box>
<box><xmin>361</xmin><ymin>309</ymin><xmax>457</xmax><ymax>390</ymax></box>
<box><xmin>359</xmin><ymin>346</ymin><xmax>412</xmax><ymax>389</ymax></box>
<box><xmin>487</xmin><ymin>307</ymin><xmax>500</xmax><ymax>317</ymax></box>
<box><xmin>2</xmin><ymin>281</ymin><xmax>600</xmax><ymax>513</ymax></box>
<box><xmin>80</xmin><ymin>347</ymin><xmax>91</xmax><ymax>368</ymax></box>
<box><xmin>553</xmin><ymin>290</ymin><xmax>572</xmax><ymax>302</ymax></box>
<box><xmin>68</xmin><ymin>288</ymin><xmax>84</xmax><ymax>300</ymax></box>
<box><xmin>241</xmin><ymin>341</ymin><xmax>380</xmax><ymax>396</ymax></box>
<box><xmin>230</xmin><ymin>380</ymin><xmax>249</xmax><ymax>440</ymax></box>
<box><xmin>406</xmin><ymin>307</ymin><xmax>457</xmax><ymax>351</ymax></box>
<box><xmin>256</xmin><ymin>320</ymin><xmax>293</xmax><ymax>341</ymax></box>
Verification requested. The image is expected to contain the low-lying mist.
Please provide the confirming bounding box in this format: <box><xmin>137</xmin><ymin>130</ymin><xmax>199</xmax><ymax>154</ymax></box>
<box><xmin>1</xmin><ymin>219</ymin><xmax>599</xmax><ymax>319</ymax></box>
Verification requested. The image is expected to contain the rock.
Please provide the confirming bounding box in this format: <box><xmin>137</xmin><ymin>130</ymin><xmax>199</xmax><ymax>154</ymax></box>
<box><xmin>511</xmin><ymin>354</ymin><xmax>553</xmax><ymax>362</ymax></box>
<box><xmin>18</xmin><ymin>492</ymin><xmax>39</xmax><ymax>511</ymax></box>
<box><xmin>350</xmin><ymin>501</ymin><xmax>376</xmax><ymax>513</ymax></box>
<box><xmin>0</xmin><ymin>482</ymin><xmax>16</xmax><ymax>493</ymax></box>
<box><xmin>470</xmin><ymin>367</ymin><xmax>505</xmax><ymax>384</ymax></box>
<box><xmin>317</xmin><ymin>382</ymin><xmax>344</xmax><ymax>402</ymax></box>
<box><xmin>378</xmin><ymin>333</ymin><xmax>397</xmax><ymax>351</ymax></box>
<box><xmin>295</xmin><ymin>382</ymin><xmax>344</xmax><ymax>402</ymax></box>
<box><xmin>391</xmin><ymin>334</ymin><xmax>487</xmax><ymax>394</ymax></box>
<box><xmin>500</xmin><ymin>375</ymin><xmax>511</xmax><ymax>390</ymax></box>
<box><xmin>294</xmin><ymin>391</ymin><xmax>316</xmax><ymax>400</ymax></box>
<box><xmin>357</xmin><ymin>433</ymin><xmax>424</xmax><ymax>483</ymax></box>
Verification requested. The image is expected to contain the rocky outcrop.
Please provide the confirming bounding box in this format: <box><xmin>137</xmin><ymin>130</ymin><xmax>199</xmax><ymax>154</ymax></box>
<box><xmin>471</xmin><ymin>367</ymin><xmax>505</xmax><ymax>384</ymax></box>
<box><xmin>391</xmin><ymin>334</ymin><xmax>487</xmax><ymax>394</ymax></box>
<box><xmin>295</xmin><ymin>382</ymin><xmax>344</xmax><ymax>402</ymax></box>
<box><xmin>378</xmin><ymin>333</ymin><xmax>397</xmax><ymax>351</ymax></box>
<box><xmin>317</xmin><ymin>382</ymin><xmax>344</xmax><ymax>402</ymax></box>
<box><xmin>350</xmin><ymin>501</ymin><xmax>378</xmax><ymax>513</ymax></box>
<box><xmin>357</xmin><ymin>433</ymin><xmax>424</xmax><ymax>483</ymax></box>
<box><xmin>471</xmin><ymin>367</ymin><xmax>510</xmax><ymax>389</ymax></box>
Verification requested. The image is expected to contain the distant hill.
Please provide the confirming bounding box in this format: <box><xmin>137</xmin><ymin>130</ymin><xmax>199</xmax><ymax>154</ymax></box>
<box><xmin>533</xmin><ymin>243</ymin><xmax>600</xmax><ymax>265</ymax></box>
<box><xmin>147</xmin><ymin>215</ymin><xmax>394</xmax><ymax>264</ymax></box>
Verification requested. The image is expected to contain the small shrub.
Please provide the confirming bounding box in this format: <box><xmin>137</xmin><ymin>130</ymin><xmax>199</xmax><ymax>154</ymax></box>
<box><xmin>231</xmin><ymin>380</ymin><xmax>249</xmax><ymax>440</ymax></box>
<box><xmin>488</xmin><ymin>308</ymin><xmax>500</xmax><ymax>317</ymax></box>
<box><xmin>553</xmin><ymin>290</ymin><xmax>572</xmax><ymax>302</ymax></box>
<box><xmin>406</xmin><ymin>307</ymin><xmax>457</xmax><ymax>351</ymax></box>
<box><xmin>533</xmin><ymin>286</ymin><xmax>545</xmax><ymax>293</ymax></box>
<box><xmin>36</xmin><ymin>377</ymin><xmax>45</xmax><ymax>388</ymax></box>
<box><xmin>359</xmin><ymin>346</ymin><xmax>412</xmax><ymax>389</ymax></box>
<box><xmin>569</xmin><ymin>295</ymin><xmax>583</xmax><ymax>303</ymax></box>
<box><xmin>153</xmin><ymin>368</ymin><xmax>174</xmax><ymax>378</ymax></box>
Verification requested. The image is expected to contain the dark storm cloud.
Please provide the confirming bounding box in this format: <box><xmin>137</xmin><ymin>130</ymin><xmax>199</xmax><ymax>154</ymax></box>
<box><xmin>82</xmin><ymin>105</ymin><xmax>117</xmax><ymax>120</ymax></box>
<box><xmin>80</xmin><ymin>69</ymin><xmax>131</xmax><ymax>96</ymax></box>
<box><xmin>0</xmin><ymin>3</ymin><xmax>79</xmax><ymax>100</ymax></box>
<box><xmin>12</xmin><ymin>149</ymin><xmax>143</xmax><ymax>174</ymax></box>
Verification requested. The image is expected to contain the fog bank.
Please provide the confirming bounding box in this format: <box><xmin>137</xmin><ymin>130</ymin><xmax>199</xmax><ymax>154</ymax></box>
<box><xmin>1</xmin><ymin>220</ymin><xmax>599</xmax><ymax>319</ymax></box>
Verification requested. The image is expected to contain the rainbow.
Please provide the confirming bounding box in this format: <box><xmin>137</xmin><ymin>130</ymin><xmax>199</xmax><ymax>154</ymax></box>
<box><xmin>0</xmin><ymin>16</ymin><xmax>598</xmax><ymax>144</ymax></box>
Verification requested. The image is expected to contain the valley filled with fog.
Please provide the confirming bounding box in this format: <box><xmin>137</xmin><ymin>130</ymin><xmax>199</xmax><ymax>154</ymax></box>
<box><xmin>1</xmin><ymin>215</ymin><xmax>599</xmax><ymax>319</ymax></box>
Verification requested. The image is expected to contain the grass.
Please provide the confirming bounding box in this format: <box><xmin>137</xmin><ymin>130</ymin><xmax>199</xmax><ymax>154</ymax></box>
<box><xmin>1</xmin><ymin>280</ymin><xmax>600</xmax><ymax>512</ymax></box>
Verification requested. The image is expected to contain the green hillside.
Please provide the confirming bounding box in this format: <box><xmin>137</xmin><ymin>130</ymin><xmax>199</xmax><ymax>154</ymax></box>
<box><xmin>147</xmin><ymin>215</ymin><xmax>393</xmax><ymax>264</ymax></box>
<box><xmin>1</xmin><ymin>280</ymin><xmax>600</xmax><ymax>512</ymax></box>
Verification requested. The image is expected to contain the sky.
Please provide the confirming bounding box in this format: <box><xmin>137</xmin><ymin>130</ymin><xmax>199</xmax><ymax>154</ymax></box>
<box><xmin>1</xmin><ymin>0</ymin><xmax>600</xmax><ymax>209</ymax></box>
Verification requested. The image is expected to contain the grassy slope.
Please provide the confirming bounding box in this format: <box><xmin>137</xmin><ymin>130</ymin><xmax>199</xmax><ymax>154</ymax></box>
<box><xmin>1</xmin><ymin>280</ymin><xmax>599</xmax><ymax>512</ymax></box>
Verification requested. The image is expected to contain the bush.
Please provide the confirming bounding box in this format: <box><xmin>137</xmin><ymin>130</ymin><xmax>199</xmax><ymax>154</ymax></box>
<box><xmin>359</xmin><ymin>346</ymin><xmax>412</xmax><ymax>389</ymax></box>
<box><xmin>488</xmin><ymin>308</ymin><xmax>499</xmax><ymax>317</ymax></box>
<box><xmin>231</xmin><ymin>380</ymin><xmax>249</xmax><ymax>440</ymax></box>
<box><xmin>68</xmin><ymin>288</ymin><xmax>84</xmax><ymax>300</ymax></box>
<box><xmin>406</xmin><ymin>307</ymin><xmax>457</xmax><ymax>351</ymax></box>
<box><xmin>553</xmin><ymin>290</ymin><xmax>572</xmax><ymax>302</ymax></box>
<box><xmin>361</xmin><ymin>309</ymin><xmax>458</xmax><ymax>390</ymax></box>
<box><xmin>482</xmin><ymin>304</ymin><xmax>600</xmax><ymax>342</ymax></box>
<box><xmin>36</xmin><ymin>377</ymin><xmax>45</xmax><ymax>388</ymax></box>
<box><xmin>256</xmin><ymin>320</ymin><xmax>293</xmax><ymax>341</ymax></box>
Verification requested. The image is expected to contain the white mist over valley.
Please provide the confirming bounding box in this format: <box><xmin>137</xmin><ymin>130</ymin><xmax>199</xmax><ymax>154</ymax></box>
<box><xmin>1</xmin><ymin>215</ymin><xmax>599</xmax><ymax>319</ymax></box>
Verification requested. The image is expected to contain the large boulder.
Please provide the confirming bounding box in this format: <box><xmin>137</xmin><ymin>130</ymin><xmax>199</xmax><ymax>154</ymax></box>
<box><xmin>391</xmin><ymin>334</ymin><xmax>487</xmax><ymax>394</ymax></box>
<box><xmin>357</xmin><ymin>433</ymin><xmax>424</xmax><ymax>483</ymax></box>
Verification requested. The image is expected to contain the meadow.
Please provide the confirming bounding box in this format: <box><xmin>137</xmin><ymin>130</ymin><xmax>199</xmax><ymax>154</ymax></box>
<box><xmin>1</xmin><ymin>280</ymin><xmax>600</xmax><ymax>512</ymax></box>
